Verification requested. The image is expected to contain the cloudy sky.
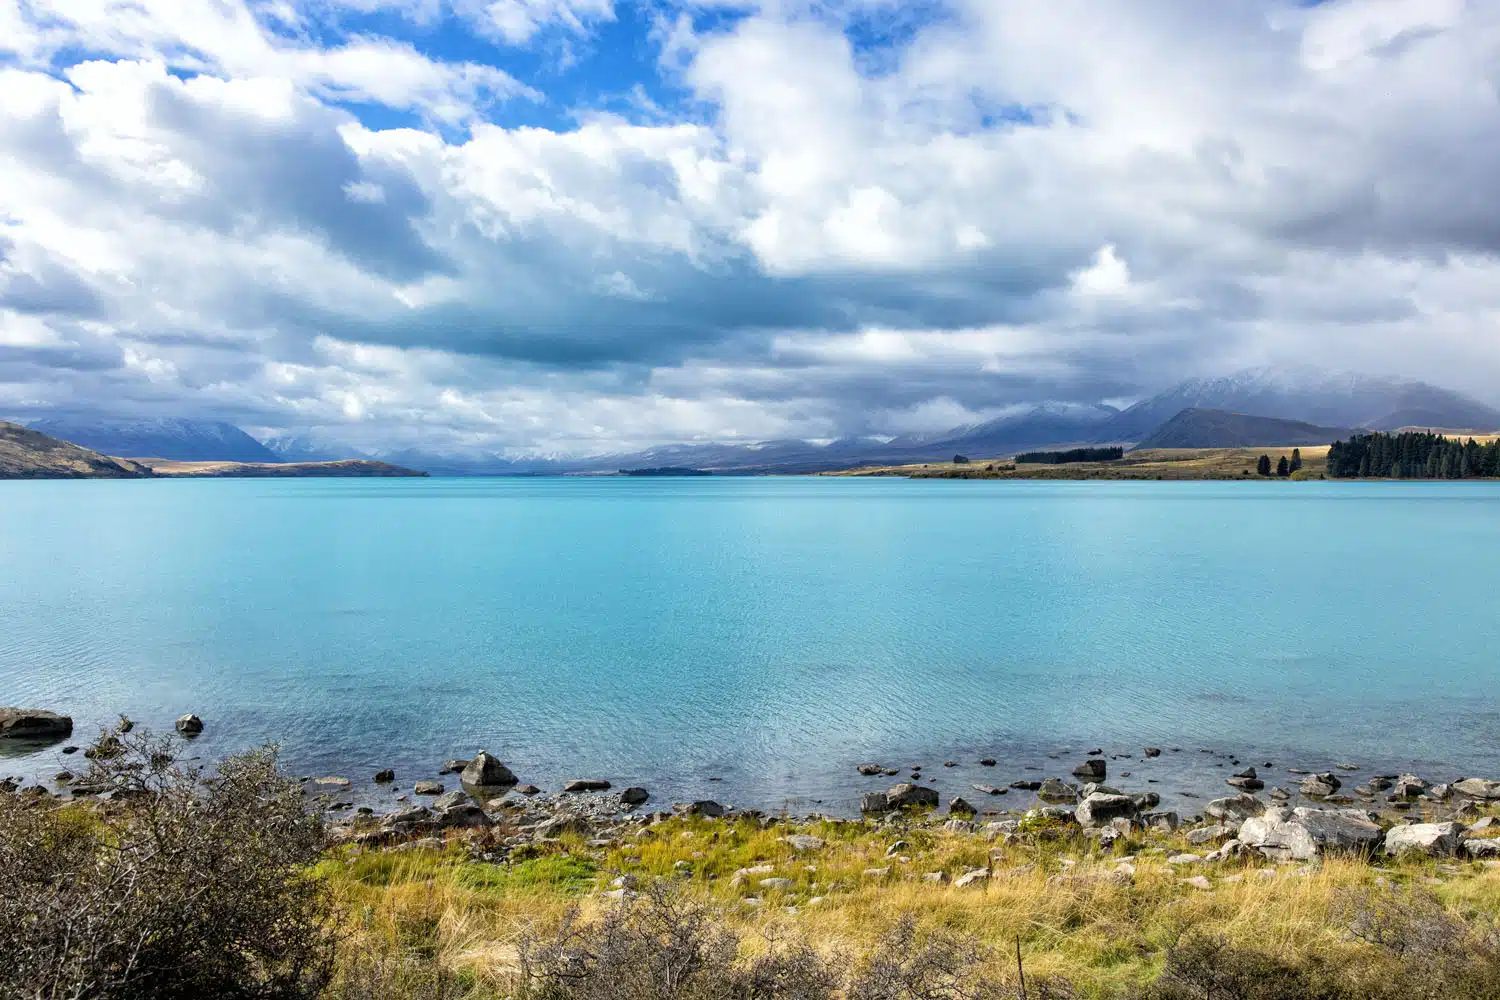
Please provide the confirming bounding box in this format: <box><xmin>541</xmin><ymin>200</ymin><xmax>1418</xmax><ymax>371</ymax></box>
<box><xmin>2</xmin><ymin>0</ymin><xmax>1499</xmax><ymax>456</ymax></box>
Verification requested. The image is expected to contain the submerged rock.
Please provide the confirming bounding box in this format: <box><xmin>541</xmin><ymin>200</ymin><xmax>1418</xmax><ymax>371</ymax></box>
<box><xmin>0</xmin><ymin>708</ymin><xmax>73</xmax><ymax>741</ymax></box>
<box><xmin>1072</xmin><ymin>759</ymin><xmax>1107</xmax><ymax>781</ymax></box>
<box><xmin>1037</xmin><ymin>779</ymin><xmax>1079</xmax><ymax>804</ymax></box>
<box><xmin>620</xmin><ymin>787</ymin><xmax>649</xmax><ymax>806</ymax></box>
<box><xmin>175</xmin><ymin>714</ymin><xmax>204</xmax><ymax>737</ymax></box>
<box><xmin>564</xmin><ymin>779</ymin><xmax>611</xmax><ymax>793</ymax></box>
<box><xmin>374</xmin><ymin>769</ymin><xmax>395</xmax><ymax>783</ymax></box>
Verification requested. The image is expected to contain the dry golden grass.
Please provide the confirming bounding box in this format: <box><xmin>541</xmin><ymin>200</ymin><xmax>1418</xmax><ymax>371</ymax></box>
<box><xmin>827</xmin><ymin>446</ymin><xmax>1330</xmax><ymax>481</ymax></box>
<box><xmin>318</xmin><ymin>812</ymin><xmax>1500</xmax><ymax>997</ymax></box>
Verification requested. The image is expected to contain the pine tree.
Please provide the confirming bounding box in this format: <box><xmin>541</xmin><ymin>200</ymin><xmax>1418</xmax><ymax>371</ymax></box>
<box><xmin>1257</xmin><ymin>454</ymin><xmax>1272</xmax><ymax>476</ymax></box>
<box><xmin>1290</xmin><ymin>448</ymin><xmax>1302</xmax><ymax>474</ymax></box>
<box><xmin>1276</xmin><ymin>455</ymin><xmax>1290</xmax><ymax>476</ymax></box>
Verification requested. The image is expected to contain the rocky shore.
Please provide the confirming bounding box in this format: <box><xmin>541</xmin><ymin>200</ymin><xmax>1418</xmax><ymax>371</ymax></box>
<box><xmin>6</xmin><ymin>706</ymin><xmax>1499</xmax><ymax>870</ymax></box>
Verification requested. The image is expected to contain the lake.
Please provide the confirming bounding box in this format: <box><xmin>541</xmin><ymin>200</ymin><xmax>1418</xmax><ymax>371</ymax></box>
<box><xmin>2</xmin><ymin>477</ymin><xmax>1498</xmax><ymax>812</ymax></box>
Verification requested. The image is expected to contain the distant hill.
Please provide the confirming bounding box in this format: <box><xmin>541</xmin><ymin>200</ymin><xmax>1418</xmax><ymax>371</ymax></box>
<box><xmin>26</xmin><ymin>417</ymin><xmax>280</xmax><ymax>463</ymax></box>
<box><xmin>0</xmin><ymin>422</ymin><xmax>153</xmax><ymax>479</ymax></box>
<box><xmin>1099</xmin><ymin>367</ymin><xmax>1500</xmax><ymax>441</ymax></box>
<box><xmin>1134</xmin><ymin>409</ymin><xmax>1354</xmax><ymax>449</ymax></box>
<box><xmin>135</xmin><ymin>458</ymin><xmax>426</xmax><ymax>478</ymax></box>
<box><xmin>893</xmin><ymin>402</ymin><xmax>1123</xmax><ymax>460</ymax></box>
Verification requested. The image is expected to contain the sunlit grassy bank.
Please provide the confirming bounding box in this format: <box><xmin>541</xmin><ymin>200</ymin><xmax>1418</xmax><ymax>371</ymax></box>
<box><xmin>319</xmin><ymin>811</ymin><xmax>1500</xmax><ymax>998</ymax></box>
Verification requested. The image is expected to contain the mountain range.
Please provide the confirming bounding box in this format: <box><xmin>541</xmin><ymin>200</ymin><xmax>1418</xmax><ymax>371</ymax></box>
<box><xmin>16</xmin><ymin>368</ymin><xmax>1500</xmax><ymax>474</ymax></box>
<box><xmin>1133</xmin><ymin>409</ymin><xmax>1356</xmax><ymax>450</ymax></box>
<box><xmin>25</xmin><ymin>417</ymin><xmax>280</xmax><ymax>463</ymax></box>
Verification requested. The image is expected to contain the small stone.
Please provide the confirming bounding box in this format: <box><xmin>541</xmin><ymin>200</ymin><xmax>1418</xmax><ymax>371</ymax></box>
<box><xmin>1010</xmin><ymin>780</ymin><xmax>1042</xmax><ymax>791</ymax></box>
<box><xmin>857</xmin><ymin>764</ymin><xmax>884</xmax><ymax>776</ymax></box>
<box><xmin>564</xmin><ymin>779</ymin><xmax>611</xmax><ymax>793</ymax></box>
<box><xmin>971</xmin><ymin>783</ymin><xmax>1005</xmax><ymax>796</ymax></box>
<box><xmin>979</xmin><ymin>758</ymin><xmax>996</xmax><ymax>767</ymax></box>
<box><xmin>759</xmin><ymin>877</ymin><xmax>795</xmax><ymax>890</ymax></box>
<box><xmin>786</xmin><ymin>834</ymin><xmax>825</xmax><ymax>852</ymax></box>
<box><xmin>413</xmin><ymin>781</ymin><xmax>444</xmax><ymax>795</ymax></box>
<box><xmin>863</xmin><ymin>867</ymin><xmax>890</xmax><ymax>878</ymax></box>
<box><xmin>1166</xmin><ymin>854</ymin><xmax>1204</xmax><ymax>865</ymax></box>
<box><xmin>1144</xmin><ymin>747</ymin><xmax>1162</xmax><ymax>758</ymax></box>
<box><xmin>620</xmin><ymin>787</ymin><xmax>649</xmax><ymax>806</ymax></box>
<box><xmin>374</xmin><ymin>769</ymin><xmax>395</xmax><ymax>783</ymax></box>
<box><xmin>314</xmin><ymin>776</ymin><xmax>352</xmax><ymax>790</ymax></box>
<box><xmin>175</xmin><ymin>714</ymin><xmax>204</xmax><ymax>736</ymax></box>
<box><xmin>948</xmin><ymin>796</ymin><xmax>977</xmax><ymax>816</ymax></box>
<box><xmin>1181</xmin><ymin>876</ymin><xmax>1213</xmax><ymax>890</ymax></box>
<box><xmin>953</xmin><ymin>868</ymin><xmax>990</xmax><ymax>888</ymax></box>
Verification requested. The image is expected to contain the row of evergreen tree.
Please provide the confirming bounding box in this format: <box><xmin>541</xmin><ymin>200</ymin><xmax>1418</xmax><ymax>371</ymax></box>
<box><xmin>1015</xmin><ymin>446</ymin><xmax>1124</xmax><ymax>464</ymax></box>
<box><xmin>1256</xmin><ymin>450</ymin><xmax>1303</xmax><ymax>477</ymax></box>
<box><xmin>1327</xmin><ymin>432</ymin><xmax>1500</xmax><ymax>479</ymax></box>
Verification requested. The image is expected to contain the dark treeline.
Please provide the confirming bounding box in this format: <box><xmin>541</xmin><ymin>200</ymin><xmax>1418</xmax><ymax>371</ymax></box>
<box><xmin>1016</xmin><ymin>446</ymin><xmax>1125</xmax><ymax>464</ymax></box>
<box><xmin>1328</xmin><ymin>432</ymin><xmax>1500</xmax><ymax>479</ymax></box>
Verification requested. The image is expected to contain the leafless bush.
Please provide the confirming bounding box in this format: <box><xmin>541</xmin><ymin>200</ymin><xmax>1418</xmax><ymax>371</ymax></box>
<box><xmin>516</xmin><ymin>885</ymin><xmax>1062</xmax><ymax>1000</ymax></box>
<box><xmin>1134</xmin><ymin>934</ymin><xmax>1336</xmax><ymax>1000</ymax></box>
<box><xmin>0</xmin><ymin>726</ymin><xmax>336</xmax><ymax>1000</ymax></box>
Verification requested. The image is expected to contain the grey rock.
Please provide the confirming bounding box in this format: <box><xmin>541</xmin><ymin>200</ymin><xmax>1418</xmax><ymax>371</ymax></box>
<box><xmin>861</xmin><ymin>791</ymin><xmax>892</xmax><ymax>814</ymax></box>
<box><xmin>314</xmin><ymin>776</ymin><xmax>352</xmax><ymax>790</ymax></box>
<box><xmin>620</xmin><ymin>787</ymin><xmax>649</xmax><ymax>806</ymax></box>
<box><xmin>433</xmin><ymin>790</ymin><xmax>470</xmax><ymax>810</ymax></box>
<box><xmin>516</xmin><ymin>784</ymin><xmax>542</xmax><ymax>796</ymax></box>
<box><xmin>1142</xmin><ymin>810</ymin><xmax>1180</xmax><ymax>831</ymax></box>
<box><xmin>413</xmin><ymin>781</ymin><xmax>444</xmax><ymax>796</ymax></box>
<box><xmin>886</xmin><ymin>783</ymin><xmax>940</xmax><ymax>809</ymax></box>
<box><xmin>786</xmin><ymin>834</ymin><xmax>825</xmax><ymax>852</ymax></box>
<box><xmin>175</xmin><ymin>714</ymin><xmax>204</xmax><ymax>736</ymax></box>
<box><xmin>1072</xmin><ymin>759</ymin><xmax>1106</xmax><ymax>781</ymax></box>
<box><xmin>461</xmin><ymin>751</ymin><xmax>518</xmax><ymax>787</ymax></box>
<box><xmin>680</xmin><ymin>800</ymin><xmax>726</xmax><ymax>817</ymax></box>
<box><xmin>979</xmin><ymin>758</ymin><xmax>997</xmax><ymax>767</ymax></box>
<box><xmin>1453</xmin><ymin>778</ymin><xmax>1500</xmax><ymax>800</ymax></box>
<box><xmin>1301</xmin><ymin>773</ymin><xmax>1341</xmax><ymax>797</ymax></box>
<box><xmin>1036</xmin><ymin>778</ymin><xmax>1079</xmax><ymax>804</ymax></box>
<box><xmin>948</xmin><ymin>796</ymin><xmax>977</xmax><ymax>816</ymax></box>
<box><xmin>1384</xmin><ymin>822</ymin><xmax>1464</xmax><ymax>857</ymax></box>
<box><xmin>1464</xmin><ymin>838</ymin><xmax>1500</xmax><ymax>858</ymax></box>
<box><xmin>436</xmin><ymin>803</ymin><xmax>492</xmax><ymax>829</ymax></box>
<box><xmin>1076</xmin><ymin>792</ymin><xmax>1138</xmax><ymax>828</ymax></box>
<box><xmin>1009</xmin><ymin>780</ymin><xmax>1042</xmax><ymax>791</ymax></box>
<box><xmin>759</xmin><ymin>877</ymin><xmax>795</xmax><ymax>890</ymax></box>
<box><xmin>1239</xmin><ymin>807</ymin><xmax>1382</xmax><ymax>861</ymax></box>
<box><xmin>374</xmin><ymin>769</ymin><xmax>395</xmax><ymax>783</ymax></box>
<box><xmin>1392</xmin><ymin>775</ymin><xmax>1429</xmax><ymax>799</ymax></box>
<box><xmin>1187</xmin><ymin>824</ymin><xmax>1234</xmax><ymax>845</ymax></box>
<box><xmin>441</xmin><ymin>759</ymin><xmax>471</xmax><ymax>774</ymax></box>
<box><xmin>1131</xmin><ymin>791</ymin><xmax>1161</xmax><ymax>812</ymax></box>
<box><xmin>564</xmin><ymin>779</ymin><xmax>611</xmax><ymax>793</ymax></box>
<box><xmin>1144</xmin><ymin>747</ymin><xmax>1162</xmax><ymax>758</ymax></box>
<box><xmin>0</xmin><ymin>709</ymin><xmax>74</xmax><ymax>741</ymax></box>
<box><xmin>1205</xmin><ymin>793</ymin><xmax>1262</xmax><ymax>822</ymax></box>
<box><xmin>971</xmin><ymin>783</ymin><xmax>1005</xmax><ymax>796</ymax></box>
<box><xmin>857</xmin><ymin>764</ymin><xmax>884</xmax><ymax>776</ymax></box>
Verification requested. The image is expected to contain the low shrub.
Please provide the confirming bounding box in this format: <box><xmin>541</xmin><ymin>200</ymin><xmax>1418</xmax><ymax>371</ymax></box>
<box><xmin>0</xmin><ymin>727</ymin><xmax>337</xmax><ymax>1000</ymax></box>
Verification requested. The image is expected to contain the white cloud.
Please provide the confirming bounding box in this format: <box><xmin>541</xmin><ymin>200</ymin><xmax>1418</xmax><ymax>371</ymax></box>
<box><xmin>4</xmin><ymin>0</ymin><xmax>1500</xmax><ymax>455</ymax></box>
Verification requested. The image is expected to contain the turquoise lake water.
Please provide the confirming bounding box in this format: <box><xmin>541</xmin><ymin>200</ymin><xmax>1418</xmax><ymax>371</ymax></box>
<box><xmin>1</xmin><ymin>477</ymin><xmax>1498</xmax><ymax>811</ymax></box>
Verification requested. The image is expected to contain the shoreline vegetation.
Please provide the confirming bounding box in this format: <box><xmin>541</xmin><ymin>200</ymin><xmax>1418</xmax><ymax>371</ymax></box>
<box><xmin>8</xmin><ymin>716</ymin><xmax>1500</xmax><ymax>998</ymax></box>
